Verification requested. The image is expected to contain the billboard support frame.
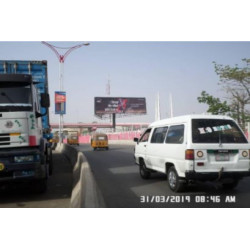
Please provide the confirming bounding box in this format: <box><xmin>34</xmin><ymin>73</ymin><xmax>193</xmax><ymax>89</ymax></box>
<box><xmin>112</xmin><ymin>113</ymin><xmax>116</xmax><ymax>132</ymax></box>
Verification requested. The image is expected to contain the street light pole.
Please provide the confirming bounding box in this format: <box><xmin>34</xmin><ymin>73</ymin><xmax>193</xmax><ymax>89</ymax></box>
<box><xmin>42</xmin><ymin>41</ymin><xmax>90</xmax><ymax>143</ymax></box>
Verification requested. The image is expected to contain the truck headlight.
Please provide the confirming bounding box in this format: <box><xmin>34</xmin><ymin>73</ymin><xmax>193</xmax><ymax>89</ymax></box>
<box><xmin>14</xmin><ymin>155</ymin><xmax>35</xmax><ymax>163</ymax></box>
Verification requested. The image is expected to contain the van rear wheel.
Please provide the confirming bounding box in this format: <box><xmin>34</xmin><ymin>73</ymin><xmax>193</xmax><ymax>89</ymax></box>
<box><xmin>167</xmin><ymin>166</ymin><xmax>185</xmax><ymax>192</ymax></box>
<box><xmin>139</xmin><ymin>160</ymin><xmax>151</xmax><ymax>179</ymax></box>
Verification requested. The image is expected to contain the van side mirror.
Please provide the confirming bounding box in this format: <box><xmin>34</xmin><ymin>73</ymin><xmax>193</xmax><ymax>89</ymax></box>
<box><xmin>134</xmin><ymin>138</ymin><xmax>139</xmax><ymax>143</ymax></box>
<box><xmin>41</xmin><ymin>93</ymin><xmax>50</xmax><ymax>108</ymax></box>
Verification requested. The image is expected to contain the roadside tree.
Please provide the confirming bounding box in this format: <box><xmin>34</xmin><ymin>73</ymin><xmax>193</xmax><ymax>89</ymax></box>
<box><xmin>213</xmin><ymin>59</ymin><xmax>250</xmax><ymax>128</ymax></box>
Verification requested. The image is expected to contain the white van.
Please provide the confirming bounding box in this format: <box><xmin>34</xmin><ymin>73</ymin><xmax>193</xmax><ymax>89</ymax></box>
<box><xmin>134</xmin><ymin>115</ymin><xmax>250</xmax><ymax>192</ymax></box>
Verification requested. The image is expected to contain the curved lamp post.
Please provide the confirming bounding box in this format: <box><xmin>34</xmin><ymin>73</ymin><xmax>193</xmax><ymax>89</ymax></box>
<box><xmin>42</xmin><ymin>41</ymin><xmax>90</xmax><ymax>143</ymax></box>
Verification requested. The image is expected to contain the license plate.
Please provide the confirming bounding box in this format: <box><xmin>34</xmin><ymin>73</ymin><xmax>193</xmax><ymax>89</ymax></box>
<box><xmin>215</xmin><ymin>153</ymin><xmax>229</xmax><ymax>161</ymax></box>
<box><xmin>14</xmin><ymin>170</ymin><xmax>35</xmax><ymax>178</ymax></box>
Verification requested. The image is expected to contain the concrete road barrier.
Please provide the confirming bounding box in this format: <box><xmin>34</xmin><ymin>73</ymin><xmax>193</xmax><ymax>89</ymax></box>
<box><xmin>56</xmin><ymin>143</ymin><xmax>106</xmax><ymax>208</ymax></box>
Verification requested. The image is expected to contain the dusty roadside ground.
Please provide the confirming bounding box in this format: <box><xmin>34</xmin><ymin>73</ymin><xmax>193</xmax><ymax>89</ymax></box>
<box><xmin>0</xmin><ymin>151</ymin><xmax>73</xmax><ymax>208</ymax></box>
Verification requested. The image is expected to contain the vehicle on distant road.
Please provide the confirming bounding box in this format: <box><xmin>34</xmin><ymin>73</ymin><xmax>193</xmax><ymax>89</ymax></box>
<box><xmin>67</xmin><ymin>131</ymin><xmax>79</xmax><ymax>145</ymax></box>
<box><xmin>91</xmin><ymin>133</ymin><xmax>109</xmax><ymax>150</ymax></box>
<box><xmin>51</xmin><ymin>132</ymin><xmax>59</xmax><ymax>144</ymax></box>
<box><xmin>134</xmin><ymin>114</ymin><xmax>250</xmax><ymax>192</ymax></box>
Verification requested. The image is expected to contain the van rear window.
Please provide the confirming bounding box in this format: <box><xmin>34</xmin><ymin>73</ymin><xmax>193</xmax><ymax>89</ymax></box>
<box><xmin>192</xmin><ymin>119</ymin><xmax>248</xmax><ymax>143</ymax></box>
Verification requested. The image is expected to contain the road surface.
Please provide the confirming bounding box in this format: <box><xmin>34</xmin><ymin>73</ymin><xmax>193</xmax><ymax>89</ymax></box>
<box><xmin>78</xmin><ymin>144</ymin><xmax>250</xmax><ymax>208</ymax></box>
<box><xmin>2</xmin><ymin>144</ymin><xmax>250</xmax><ymax>208</ymax></box>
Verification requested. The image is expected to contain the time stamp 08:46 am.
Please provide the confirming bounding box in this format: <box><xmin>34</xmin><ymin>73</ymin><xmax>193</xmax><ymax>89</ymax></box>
<box><xmin>140</xmin><ymin>195</ymin><xmax>236</xmax><ymax>204</ymax></box>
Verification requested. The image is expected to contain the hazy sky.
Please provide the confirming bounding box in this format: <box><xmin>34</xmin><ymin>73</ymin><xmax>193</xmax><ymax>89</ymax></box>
<box><xmin>1</xmin><ymin>41</ymin><xmax>250</xmax><ymax>124</ymax></box>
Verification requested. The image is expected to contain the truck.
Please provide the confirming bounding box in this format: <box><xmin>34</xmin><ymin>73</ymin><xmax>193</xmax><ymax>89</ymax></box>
<box><xmin>0</xmin><ymin>60</ymin><xmax>53</xmax><ymax>192</ymax></box>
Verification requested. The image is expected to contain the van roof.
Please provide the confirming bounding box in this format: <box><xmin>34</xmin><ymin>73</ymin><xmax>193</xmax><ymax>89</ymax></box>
<box><xmin>149</xmin><ymin>114</ymin><xmax>234</xmax><ymax>127</ymax></box>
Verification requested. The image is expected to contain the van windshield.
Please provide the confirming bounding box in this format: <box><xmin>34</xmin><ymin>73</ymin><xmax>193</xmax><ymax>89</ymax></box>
<box><xmin>192</xmin><ymin>119</ymin><xmax>248</xmax><ymax>143</ymax></box>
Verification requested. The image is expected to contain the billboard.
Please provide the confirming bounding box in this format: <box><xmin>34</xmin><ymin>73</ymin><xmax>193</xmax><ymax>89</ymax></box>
<box><xmin>95</xmin><ymin>97</ymin><xmax>146</xmax><ymax>117</ymax></box>
<box><xmin>55</xmin><ymin>91</ymin><xmax>66</xmax><ymax>115</ymax></box>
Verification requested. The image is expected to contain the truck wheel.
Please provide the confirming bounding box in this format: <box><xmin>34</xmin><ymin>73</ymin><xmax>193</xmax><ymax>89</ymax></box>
<box><xmin>49</xmin><ymin>154</ymin><xmax>53</xmax><ymax>176</ymax></box>
<box><xmin>34</xmin><ymin>179</ymin><xmax>47</xmax><ymax>193</ymax></box>
<box><xmin>167</xmin><ymin>166</ymin><xmax>185</xmax><ymax>192</ymax></box>
<box><xmin>46</xmin><ymin>148</ymin><xmax>53</xmax><ymax>176</ymax></box>
<box><xmin>139</xmin><ymin>160</ymin><xmax>151</xmax><ymax>179</ymax></box>
<box><xmin>222</xmin><ymin>179</ymin><xmax>239</xmax><ymax>190</ymax></box>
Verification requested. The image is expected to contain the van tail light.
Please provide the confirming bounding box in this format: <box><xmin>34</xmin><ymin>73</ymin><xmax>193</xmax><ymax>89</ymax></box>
<box><xmin>242</xmin><ymin>150</ymin><xmax>249</xmax><ymax>158</ymax></box>
<box><xmin>185</xmin><ymin>149</ymin><xmax>194</xmax><ymax>160</ymax></box>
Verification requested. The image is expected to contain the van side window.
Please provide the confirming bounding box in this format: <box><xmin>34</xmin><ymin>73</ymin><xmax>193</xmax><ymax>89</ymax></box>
<box><xmin>151</xmin><ymin>127</ymin><xmax>168</xmax><ymax>143</ymax></box>
<box><xmin>165</xmin><ymin>125</ymin><xmax>184</xmax><ymax>144</ymax></box>
<box><xmin>139</xmin><ymin>128</ymin><xmax>152</xmax><ymax>142</ymax></box>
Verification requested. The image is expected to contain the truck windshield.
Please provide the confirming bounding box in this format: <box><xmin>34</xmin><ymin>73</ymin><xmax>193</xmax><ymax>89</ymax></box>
<box><xmin>192</xmin><ymin>119</ymin><xmax>248</xmax><ymax>144</ymax></box>
<box><xmin>0</xmin><ymin>82</ymin><xmax>32</xmax><ymax>111</ymax></box>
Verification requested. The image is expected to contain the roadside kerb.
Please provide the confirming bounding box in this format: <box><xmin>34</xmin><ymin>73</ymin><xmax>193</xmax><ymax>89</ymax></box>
<box><xmin>56</xmin><ymin>143</ymin><xmax>106</xmax><ymax>208</ymax></box>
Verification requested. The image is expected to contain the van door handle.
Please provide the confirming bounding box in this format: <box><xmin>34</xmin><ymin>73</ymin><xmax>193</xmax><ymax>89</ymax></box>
<box><xmin>144</xmin><ymin>145</ymin><xmax>147</xmax><ymax>147</ymax></box>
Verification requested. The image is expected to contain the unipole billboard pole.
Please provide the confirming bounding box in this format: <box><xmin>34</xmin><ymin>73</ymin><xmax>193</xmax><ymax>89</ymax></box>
<box><xmin>41</xmin><ymin>41</ymin><xmax>90</xmax><ymax>143</ymax></box>
<box><xmin>112</xmin><ymin>113</ymin><xmax>116</xmax><ymax>132</ymax></box>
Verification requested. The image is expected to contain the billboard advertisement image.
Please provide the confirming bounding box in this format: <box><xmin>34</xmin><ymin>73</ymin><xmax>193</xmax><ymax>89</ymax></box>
<box><xmin>95</xmin><ymin>97</ymin><xmax>146</xmax><ymax>117</ymax></box>
<box><xmin>55</xmin><ymin>91</ymin><xmax>66</xmax><ymax>115</ymax></box>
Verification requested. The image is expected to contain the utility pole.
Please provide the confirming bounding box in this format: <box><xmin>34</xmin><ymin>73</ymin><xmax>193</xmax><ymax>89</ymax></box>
<box><xmin>42</xmin><ymin>41</ymin><xmax>90</xmax><ymax>143</ymax></box>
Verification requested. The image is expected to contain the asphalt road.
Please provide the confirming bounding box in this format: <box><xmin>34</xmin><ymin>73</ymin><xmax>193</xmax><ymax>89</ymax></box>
<box><xmin>78</xmin><ymin>144</ymin><xmax>250</xmax><ymax>208</ymax></box>
<box><xmin>0</xmin><ymin>150</ymin><xmax>73</xmax><ymax>208</ymax></box>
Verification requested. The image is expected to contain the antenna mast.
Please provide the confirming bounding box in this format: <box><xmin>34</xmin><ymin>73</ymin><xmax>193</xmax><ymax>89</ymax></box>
<box><xmin>106</xmin><ymin>74</ymin><xmax>111</xmax><ymax>96</ymax></box>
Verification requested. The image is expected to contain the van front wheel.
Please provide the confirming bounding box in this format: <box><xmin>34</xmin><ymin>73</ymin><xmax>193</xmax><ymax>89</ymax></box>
<box><xmin>167</xmin><ymin>166</ymin><xmax>185</xmax><ymax>192</ymax></box>
<box><xmin>139</xmin><ymin>161</ymin><xmax>151</xmax><ymax>179</ymax></box>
